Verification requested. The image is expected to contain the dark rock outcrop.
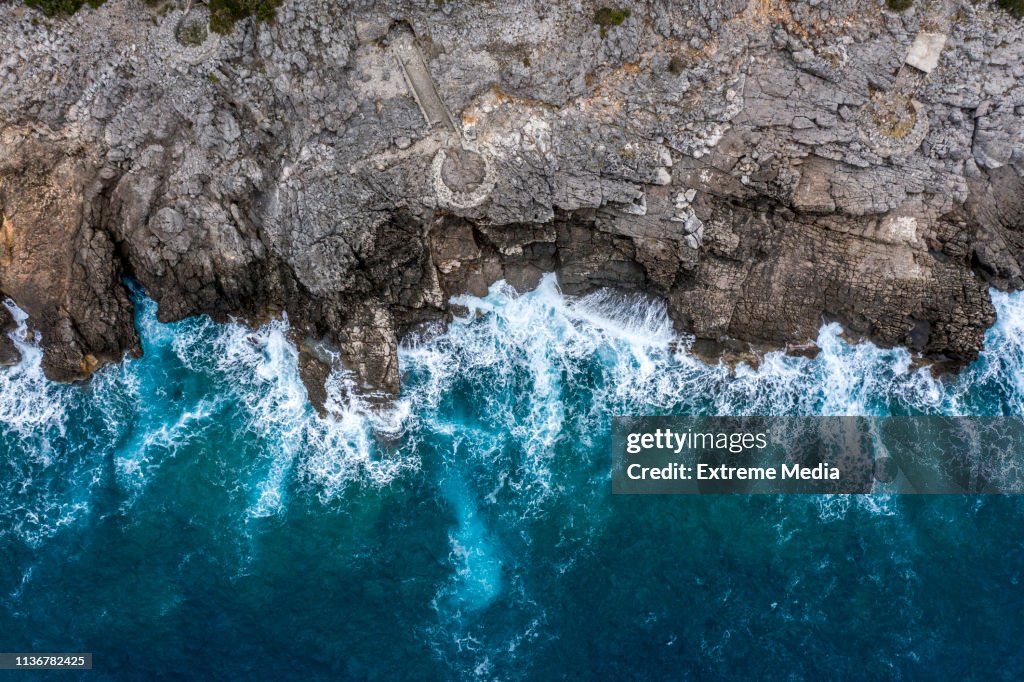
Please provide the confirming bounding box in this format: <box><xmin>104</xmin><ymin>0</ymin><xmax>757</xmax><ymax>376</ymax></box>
<box><xmin>0</xmin><ymin>0</ymin><xmax>1022</xmax><ymax>402</ymax></box>
<box><xmin>0</xmin><ymin>302</ymin><xmax>18</xmax><ymax>366</ymax></box>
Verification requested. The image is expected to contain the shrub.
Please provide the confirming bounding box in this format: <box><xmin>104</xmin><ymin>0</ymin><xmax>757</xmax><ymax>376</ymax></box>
<box><xmin>21</xmin><ymin>0</ymin><xmax>279</xmax><ymax>33</ymax></box>
<box><xmin>209</xmin><ymin>0</ymin><xmax>280</xmax><ymax>34</ymax></box>
<box><xmin>594</xmin><ymin>6</ymin><xmax>630</xmax><ymax>37</ymax></box>
<box><xmin>996</xmin><ymin>0</ymin><xmax>1024</xmax><ymax>17</ymax></box>
<box><xmin>24</xmin><ymin>0</ymin><xmax>101</xmax><ymax>16</ymax></box>
<box><xmin>886</xmin><ymin>0</ymin><xmax>912</xmax><ymax>10</ymax></box>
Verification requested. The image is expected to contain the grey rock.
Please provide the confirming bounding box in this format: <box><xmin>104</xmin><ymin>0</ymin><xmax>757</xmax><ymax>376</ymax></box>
<box><xmin>0</xmin><ymin>303</ymin><xmax>18</xmax><ymax>366</ymax></box>
<box><xmin>0</xmin><ymin>0</ymin><xmax>1021</xmax><ymax>400</ymax></box>
<box><xmin>683</xmin><ymin>213</ymin><xmax>703</xmax><ymax>236</ymax></box>
<box><xmin>973</xmin><ymin>109</ymin><xmax>1023</xmax><ymax>170</ymax></box>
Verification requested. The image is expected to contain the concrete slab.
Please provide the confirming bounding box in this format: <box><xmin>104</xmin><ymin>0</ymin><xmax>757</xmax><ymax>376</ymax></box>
<box><xmin>905</xmin><ymin>32</ymin><xmax>947</xmax><ymax>73</ymax></box>
<box><xmin>392</xmin><ymin>29</ymin><xmax>456</xmax><ymax>132</ymax></box>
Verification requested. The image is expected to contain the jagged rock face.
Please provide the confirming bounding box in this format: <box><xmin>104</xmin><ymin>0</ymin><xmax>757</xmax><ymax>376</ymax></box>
<box><xmin>0</xmin><ymin>302</ymin><xmax>17</xmax><ymax>366</ymax></box>
<box><xmin>0</xmin><ymin>0</ymin><xmax>1022</xmax><ymax>401</ymax></box>
<box><xmin>0</xmin><ymin>132</ymin><xmax>138</xmax><ymax>379</ymax></box>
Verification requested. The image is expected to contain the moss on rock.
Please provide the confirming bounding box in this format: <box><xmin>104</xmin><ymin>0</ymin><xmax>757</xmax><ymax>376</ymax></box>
<box><xmin>594</xmin><ymin>6</ymin><xmax>629</xmax><ymax>37</ymax></box>
<box><xmin>997</xmin><ymin>0</ymin><xmax>1024</xmax><ymax>18</ymax></box>
<box><xmin>208</xmin><ymin>0</ymin><xmax>280</xmax><ymax>34</ymax></box>
<box><xmin>24</xmin><ymin>0</ymin><xmax>102</xmax><ymax>17</ymax></box>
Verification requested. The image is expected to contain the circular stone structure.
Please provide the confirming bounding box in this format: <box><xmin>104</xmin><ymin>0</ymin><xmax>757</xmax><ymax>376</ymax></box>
<box><xmin>856</xmin><ymin>92</ymin><xmax>929</xmax><ymax>158</ymax></box>
<box><xmin>432</xmin><ymin>143</ymin><xmax>496</xmax><ymax>209</ymax></box>
<box><xmin>154</xmin><ymin>9</ymin><xmax>222</xmax><ymax>68</ymax></box>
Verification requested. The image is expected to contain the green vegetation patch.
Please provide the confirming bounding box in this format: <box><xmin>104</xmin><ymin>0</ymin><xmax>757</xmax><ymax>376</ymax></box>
<box><xmin>885</xmin><ymin>0</ymin><xmax>912</xmax><ymax>11</ymax></box>
<box><xmin>594</xmin><ymin>6</ymin><xmax>630</xmax><ymax>37</ymax></box>
<box><xmin>208</xmin><ymin>0</ymin><xmax>280</xmax><ymax>34</ymax></box>
<box><xmin>24</xmin><ymin>0</ymin><xmax>103</xmax><ymax>17</ymax></box>
<box><xmin>996</xmin><ymin>0</ymin><xmax>1024</xmax><ymax>17</ymax></box>
<box><xmin>20</xmin><ymin>0</ymin><xmax>281</xmax><ymax>32</ymax></box>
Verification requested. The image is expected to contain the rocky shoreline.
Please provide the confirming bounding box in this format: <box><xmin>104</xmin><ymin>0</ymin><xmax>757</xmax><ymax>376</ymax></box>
<box><xmin>1</xmin><ymin>0</ymin><xmax>1022</xmax><ymax>405</ymax></box>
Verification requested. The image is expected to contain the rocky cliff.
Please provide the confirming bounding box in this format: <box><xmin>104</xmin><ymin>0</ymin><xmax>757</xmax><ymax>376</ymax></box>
<box><xmin>1</xmin><ymin>0</ymin><xmax>1022</xmax><ymax>404</ymax></box>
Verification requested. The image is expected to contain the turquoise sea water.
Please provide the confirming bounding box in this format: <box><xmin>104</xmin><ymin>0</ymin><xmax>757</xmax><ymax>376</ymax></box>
<box><xmin>2</xmin><ymin>274</ymin><xmax>1024</xmax><ymax>679</ymax></box>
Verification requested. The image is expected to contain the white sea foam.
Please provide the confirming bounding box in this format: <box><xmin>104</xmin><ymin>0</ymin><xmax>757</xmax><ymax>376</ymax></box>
<box><xmin>0</xmin><ymin>300</ymin><xmax>100</xmax><ymax>546</ymax></box>
<box><xmin>0</xmin><ymin>300</ymin><xmax>71</xmax><ymax>438</ymax></box>
<box><xmin>958</xmin><ymin>289</ymin><xmax>1024</xmax><ymax>414</ymax></box>
<box><xmin>396</xmin><ymin>277</ymin><xmax>1024</xmax><ymax>536</ymax></box>
<box><xmin>168</xmin><ymin>312</ymin><xmax>420</xmax><ymax>509</ymax></box>
<box><xmin>402</xmin><ymin>276</ymin><xmax>687</xmax><ymax>507</ymax></box>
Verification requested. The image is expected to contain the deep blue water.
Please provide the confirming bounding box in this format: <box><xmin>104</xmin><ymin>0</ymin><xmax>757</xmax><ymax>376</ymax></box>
<box><xmin>2</xmin><ymin>275</ymin><xmax>1024</xmax><ymax>680</ymax></box>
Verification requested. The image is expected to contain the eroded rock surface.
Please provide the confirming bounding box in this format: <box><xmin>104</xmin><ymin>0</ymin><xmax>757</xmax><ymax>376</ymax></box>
<box><xmin>0</xmin><ymin>303</ymin><xmax>17</xmax><ymax>366</ymax></box>
<box><xmin>1</xmin><ymin>0</ymin><xmax>1022</xmax><ymax>403</ymax></box>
